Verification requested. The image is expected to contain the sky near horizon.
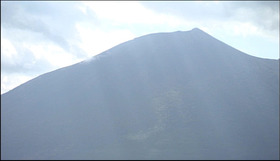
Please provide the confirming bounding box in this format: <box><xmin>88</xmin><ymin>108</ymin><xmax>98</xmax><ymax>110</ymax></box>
<box><xmin>1</xmin><ymin>1</ymin><xmax>279</xmax><ymax>94</ymax></box>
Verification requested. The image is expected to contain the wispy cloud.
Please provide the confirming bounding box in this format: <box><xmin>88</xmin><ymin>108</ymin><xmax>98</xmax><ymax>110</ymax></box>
<box><xmin>140</xmin><ymin>1</ymin><xmax>279</xmax><ymax>38</ymax></box>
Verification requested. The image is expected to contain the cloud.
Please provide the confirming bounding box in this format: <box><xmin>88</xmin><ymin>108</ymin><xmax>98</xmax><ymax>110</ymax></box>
<box><xmin>141</xmin><ymin>1</ymin><xmax>279</xmax><ymax>40</ymax></box>
<box><xmin>1</xmin><ymin>37</ymin><xmax>52</xmax><ymax>93</ymax></box>
<box><xmin>83</xmin><ymin>1</ymin><xmax>191</xmax><ymax>34</ymax></box>
<box><xmin>1</xmin><ymin>1</ymin><xmax>90</xmax><ymax>58</ymax></box>
<box><xmin>141</xmin><ymin>2</ymin><xmax>228</xmax><ymax>23</ymax></box>
<box><xmin>84</xmin><ymin>1</ymin><xmax>168</xmax><ymax>25</ymax></box>
<box><xmin>76</xmin><ymin>24</ymin><xmax>135</xmax><ymax>57</ymax></box>
<box><xmin>1</xmin><ymin>1</ymin><xmax>89</xmax><ymax>93</ymax></box>
<box><xmin>224</xmin><ymin>1</ymin><xmax>279</xmax><ymax>38</ymax></box>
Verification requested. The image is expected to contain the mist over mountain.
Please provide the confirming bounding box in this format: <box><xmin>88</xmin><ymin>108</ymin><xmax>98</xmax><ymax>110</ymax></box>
<box><xmin>1</xmin><ymin>28</ymin><xmax>279</xmax><ymax>159</ymax></box>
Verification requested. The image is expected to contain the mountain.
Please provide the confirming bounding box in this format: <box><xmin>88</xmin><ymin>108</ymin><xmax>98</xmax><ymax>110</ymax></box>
<box><xmin>1</xmin><ymin>28</ymin><xmax>279</xmax><ymax>160</ymax></box>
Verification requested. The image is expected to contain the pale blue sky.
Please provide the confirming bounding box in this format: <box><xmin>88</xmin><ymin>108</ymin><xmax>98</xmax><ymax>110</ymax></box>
<box><xmin>1</xmin><ymin>1</ymin><xmax>279</xmax><ymax>94</ymax></box>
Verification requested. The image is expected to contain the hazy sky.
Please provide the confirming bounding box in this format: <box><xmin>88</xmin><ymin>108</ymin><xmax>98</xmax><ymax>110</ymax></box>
<box><xmin>1</xmin><ymin>1</ymin><xmax>279</xmax><ymax>94</ymax></box>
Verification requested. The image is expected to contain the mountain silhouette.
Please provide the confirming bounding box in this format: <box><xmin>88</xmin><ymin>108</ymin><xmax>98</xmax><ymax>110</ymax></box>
<box><xmin>1</xmin><ymin>28</ymin><xmax>279</xmax><ymax>159</ymax></box>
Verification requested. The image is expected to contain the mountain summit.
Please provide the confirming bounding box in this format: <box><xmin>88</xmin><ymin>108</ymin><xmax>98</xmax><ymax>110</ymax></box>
<box><xmin>1</xmin><ymin>28</ymin><xmax>279</xmax><ymax>160</ymax></box>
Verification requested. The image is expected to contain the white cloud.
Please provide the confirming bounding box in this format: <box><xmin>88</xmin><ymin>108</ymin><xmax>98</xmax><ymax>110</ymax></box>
<box><xmin>83</xmin><ymin>1</ymin><xmax>189</xmax><ymax>29</ymax></box>
<box><xmin>30</xmin><ymin>43</ymin><xmax>76</xmax><ymax>67</ymax></box>
<box><xmin>232</xmin><ymin>22</ymin><xmax>259</xmax><ymax>37</ymax></box>
<box><xmin>228</xmin><ymin>2</ymin><xmax>279</xmax><ymax>41</ymax></box>
<box><xmin>1</xmin><ymin>38</ymin><xmax>18</xmax><ymax>66</ymax></box>
<box><xmin>214</xmin><ymin>21</ymin><xmax>261</xmax><ymax>38</ymax></box>
<box><xmin>76</xmin><ymin>23</ymin><xmax>135</xmax><ymax>57</ymax></box>
<box><xmin>84</xmin><ymin>1</ymin><xmax>160</xmax><ymax>24</ymax></box>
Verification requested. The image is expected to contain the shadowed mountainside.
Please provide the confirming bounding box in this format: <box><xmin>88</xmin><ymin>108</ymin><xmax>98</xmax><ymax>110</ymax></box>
<box><xmin>1</xmin><ymin>28</ymin><xmax>279</xmax><ymax>159</ymax></box>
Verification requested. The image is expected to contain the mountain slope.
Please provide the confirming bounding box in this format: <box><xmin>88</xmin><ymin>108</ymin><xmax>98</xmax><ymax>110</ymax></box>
<box><xmin>1</xmin><ymin>28</ymin><xmax>279</xmax><ymax>159</ymax></box>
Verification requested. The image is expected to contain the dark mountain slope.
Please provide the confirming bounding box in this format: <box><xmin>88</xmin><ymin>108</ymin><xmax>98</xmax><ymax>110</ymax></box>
<box><xmin>1</xmin><ymin>28</ymin><xmax>279</xmax><ymax>159</ymax></box>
